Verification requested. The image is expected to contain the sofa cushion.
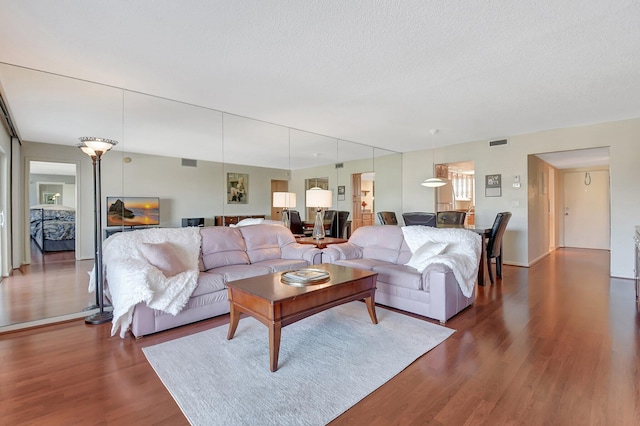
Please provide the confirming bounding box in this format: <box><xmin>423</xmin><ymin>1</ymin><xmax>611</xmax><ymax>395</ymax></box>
<box><xmin>372</xmin><ymin>264</ymin><xmax>423</xmax><ymax>290</ymax></box>
<box><xmin>348</xmin><ymin>226</ymin><xmax>405</xmax><ymax>263</ymax></box>
<box><xmin>239</xmin><ymin>224</ymin><xmax>296</xmax><ymax>263</ymax></box>
<box><xmin>138</xmin><ymin>242</ymin><xmax>187</xmax><ymax>277</ymax></box>
<box><xmin>191</xmin><ymin>271</ymin><xmax>226</xmax><ymax>297</ymax></box>
<box><xmin>396</xmin><ymin>240</ymin><xmax>413</xmax><ymax>265</ymax></box>
<box><xmin>200</xmin><ymin>227</ymin><xmax>250</xmax><ymax>270</ymax></box>
<box><xmin>405</xmin><ymin>242</ymin><xmax>449</xmax><ymax>272</ymax></box>
<box><xmin>213</xmin><ymin>264</ymin><xmax>272</xmax><ymax>282</ymax></box>
<box><xmin>252</xmin><ymin>259</ymin><xmax>309</xmax><ymax>273</ymax></box>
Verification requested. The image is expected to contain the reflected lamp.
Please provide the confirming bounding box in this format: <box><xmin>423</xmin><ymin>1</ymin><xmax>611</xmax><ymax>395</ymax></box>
<box><xmin>305</xmin><ymin>187</ymin><xmax>332</xmax><ymax>239</ymax></box>
<box><xmin>272</xmin><ymin>192</ymin><xmax>297</xmax><ymax>228</ymax></box>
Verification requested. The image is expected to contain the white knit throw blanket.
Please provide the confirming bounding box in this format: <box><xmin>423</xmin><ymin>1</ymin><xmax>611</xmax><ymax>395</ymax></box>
<box><xmin>401</xmin><ymin>226</ymin><xmax>481</xmax><ymax>298</ymax></box>
<box><xmin>90</xmin><ymin>227</ymin><xmax>202</xmax><ymax>338</ymax></box>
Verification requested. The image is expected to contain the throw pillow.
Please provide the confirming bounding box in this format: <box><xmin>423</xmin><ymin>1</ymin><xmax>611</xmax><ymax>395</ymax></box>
<box><xmin>405</xmin><ymin>242</ymin><xmax>448</xmax><ymax>272</ymax></box>
<box><xmin>139</xmin><ymin>242</ymin><xmax>186</xmax><ymax>277</ymax></box>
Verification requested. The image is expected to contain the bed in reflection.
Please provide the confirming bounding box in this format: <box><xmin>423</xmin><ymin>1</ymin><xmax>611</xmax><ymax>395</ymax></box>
<box><xmin>29</xmin><ymin>205</ymin><xmax>76</xmax><ymax>252</ymax></box>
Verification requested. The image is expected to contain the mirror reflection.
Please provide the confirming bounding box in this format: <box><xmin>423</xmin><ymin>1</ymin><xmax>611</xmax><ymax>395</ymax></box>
<box><xmin>0</xmin><ymin>62</ymin><xmax>401</xmax><ymax>329</ymax></box>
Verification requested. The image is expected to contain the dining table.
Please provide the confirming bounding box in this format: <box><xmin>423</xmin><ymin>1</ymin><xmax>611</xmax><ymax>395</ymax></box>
<box><xmin>436</xmin><ymin>223</ymin><xmax>493</xmax><ymax>286</ymax></box>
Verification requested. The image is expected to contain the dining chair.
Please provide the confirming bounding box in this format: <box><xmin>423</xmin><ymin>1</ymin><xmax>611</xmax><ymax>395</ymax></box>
<box><xmin>328</xmin><ymin>211</ymin><xmax>350</xmax><ymax>238</ymax></box>
<box><xmin>486</xmin><ymin>212</ymin><xmax>512</xmax><ymax>284</ymax></box>
<box><xmin>288</xmin><ymin>210</ymin><xmax>307</xmax><ymax>236</ymax></box>
<box><xmin>436</xmin><ymin>211</ymin><xmax>466</xmax><ymax>225</ymax></box>
<box><xmin>377</xmin><ymin>211</ymin><xmax>398</xmax><ymax>225</ymax></box>
<box><xmin>402</xmin><ymin>212</ymin><xmax>436</xmax><ymax>227</ymax></box>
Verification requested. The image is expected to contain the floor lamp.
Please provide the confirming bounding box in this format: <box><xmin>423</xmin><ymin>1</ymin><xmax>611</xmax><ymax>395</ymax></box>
<box><xmin>273</xmin><ymin>192</ymin><xmax>297</xmax><ymax>229</ymax></box>
<box><xmin>305</xmin><ymin>187</ymin><xmax>332</xmax><ymax>240</ymax></box>
<box><xmin>77</xmin><ymin>137</ymin><xmax>118</xmax><ymax>325</ymax></box>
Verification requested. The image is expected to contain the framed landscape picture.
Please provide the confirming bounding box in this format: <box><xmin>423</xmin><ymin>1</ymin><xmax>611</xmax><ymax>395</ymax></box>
<box><xmin>227</xmin><ymin>173</ymin><xmax>248</xmax><ymax>204</ymax></box>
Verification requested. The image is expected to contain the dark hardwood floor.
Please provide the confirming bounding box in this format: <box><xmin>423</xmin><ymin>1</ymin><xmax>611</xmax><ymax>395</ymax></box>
<box><xmin>0</xmin><ymin>241</ymin><xmax>93</xmax><ymax>327</ymax></box>
<box><xmin>0</xmin><ymin>248</ymin><xmax>638</xmax><ymax>425</ymax></box>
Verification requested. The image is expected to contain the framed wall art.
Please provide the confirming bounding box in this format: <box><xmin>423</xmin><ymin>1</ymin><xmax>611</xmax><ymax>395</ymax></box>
<box><xmin>485</xmin><ymin>174</ymin><xmax>502</xmax><ymax>197</ymax></box>
<box><xmin>227</xmin><ymin>172</ymin><xmax>248</xmax><ymax>204</ymax></box>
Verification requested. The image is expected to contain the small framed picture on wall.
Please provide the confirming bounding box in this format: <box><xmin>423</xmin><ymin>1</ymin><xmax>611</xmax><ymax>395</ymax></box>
<box><xmin>485</xmin><ymin>174</ymin><xmax>502</xmax><ymax>197</ymax></box>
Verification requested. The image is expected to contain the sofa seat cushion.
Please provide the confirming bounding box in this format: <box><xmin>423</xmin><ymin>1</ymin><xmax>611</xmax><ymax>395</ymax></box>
<box><xmin>333</xmin><ymin>258</ymin><xmax>394</xmax><ymax>271</ymax></box>
<box><xmin>191</xmin><ymin>271</ymin><xmax>226</xmax><ymax>297</ymax></box>
<box><xmin>200</xmin><ymin>227</ymin><xmax>250</xmax><ymax>270</ymax></box>
<box><xmin>252</xmin><ymin>259</ymin><xmax>309</xmax><ymax>273</ymax></box>
<box><xmin>213</xmin><ymin>264</ymin><xmax>272</xmax><ymax>282</ymax></box>
<box><xmin>371</xmin><ymin>264</ymin><xmax>423</xmax><ymax>290</ymax></box>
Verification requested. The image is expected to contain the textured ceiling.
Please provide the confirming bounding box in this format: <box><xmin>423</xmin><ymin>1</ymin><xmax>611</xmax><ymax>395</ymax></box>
<box><xmin>1</xmin><ymin>0</ymin><xmax>639</xmax><ymax>159</ymax></box>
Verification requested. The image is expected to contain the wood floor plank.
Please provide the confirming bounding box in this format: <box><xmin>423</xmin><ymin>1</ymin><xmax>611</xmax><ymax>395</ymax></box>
<box><xmin>1</xmin><ymin>248</ymin><xmax>639</xmax><ymax>425</ymax></box>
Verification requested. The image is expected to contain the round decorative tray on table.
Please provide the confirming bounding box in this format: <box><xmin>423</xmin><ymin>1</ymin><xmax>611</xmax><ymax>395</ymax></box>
<box><xmin>281</xmin><ymin>268</ymin><xmax>331</xmax><ymax>286</ymax></box>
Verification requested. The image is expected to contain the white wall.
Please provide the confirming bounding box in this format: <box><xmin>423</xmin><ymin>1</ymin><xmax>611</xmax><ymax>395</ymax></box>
<box><xmin>403</xmin><ymin>117</ymin><xmax>640</xmax><ymax>278</ymax></box>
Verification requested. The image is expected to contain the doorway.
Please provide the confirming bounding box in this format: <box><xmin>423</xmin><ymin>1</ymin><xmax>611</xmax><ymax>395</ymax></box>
<box><xmin>435</xmin><ymin>161</ymin><xmax>475</xmax><ymax>225</ymax></box>
<box><xmin>28</xmin><ymin>161</ymin><xmax>78</xmax><ymax>262</ymax></box>
<box><xmin>533</xmin><ymin>147</ymin><xmax>611</xmax><ymax>255</ymax></box>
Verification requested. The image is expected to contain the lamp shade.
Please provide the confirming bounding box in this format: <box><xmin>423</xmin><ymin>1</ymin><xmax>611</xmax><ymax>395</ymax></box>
<box><xmin>421</xmin><ymin>177</ymin><xmax>447</xmax><ymax>188</ymax></box>
<box><xmin>305</xmin><ymin>187</ymin><xmax>332</xmax><ymax>208</ymax></box>
<box><xmin>79</xmin><ymin>137</ymin><xmax>118</xmax><ymax>155</ymax></box>
<box><xmin>273</xmin><ymin>192</ymin><xmax>297</xmax><ymax>208</ymax></box>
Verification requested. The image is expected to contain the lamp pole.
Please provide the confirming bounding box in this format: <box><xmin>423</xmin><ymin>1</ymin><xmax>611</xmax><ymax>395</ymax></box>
<box><xmin>78</xmin><ymin>137</ymin><xmax>118</xmax><ymax>325</ymax></box>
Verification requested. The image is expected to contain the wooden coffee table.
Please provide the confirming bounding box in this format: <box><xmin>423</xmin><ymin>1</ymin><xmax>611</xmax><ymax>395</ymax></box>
<box><xmin>226</xmin><ymin>263</ymin><xmax>378</xmax><ymax>372</ymax></box>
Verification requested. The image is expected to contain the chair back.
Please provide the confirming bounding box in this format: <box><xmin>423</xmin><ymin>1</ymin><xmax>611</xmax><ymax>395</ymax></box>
<box><xmin>402</xmin><ymin>212</ymin><xmax>436</xmax><ymax>226</ymax></box>
<box><xmin>437</xmin><ymin>211</ymin><xmax>466</xmax><ymax>225</ymax></box>
<box><xmin>377</xmin><ymin>211</ymin><xmax>398</xmax><ymax>225</ymax></box>
<box><xmin>487</xmin><ymin>212</ymin><xmax>512</xmax><ymax>258</ymax></box>
<box><xmin>288</xmin><ymin>210</ymin><xmax>304</xmax><ymax>235</ymax></box>
<box><xmin>328</xmin><ymin>211</ymin><xmax>350</xmax><ymax>238</ymax></box>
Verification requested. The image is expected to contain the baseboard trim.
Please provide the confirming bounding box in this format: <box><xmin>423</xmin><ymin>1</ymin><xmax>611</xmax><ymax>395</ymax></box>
<box><xmin>0</xmin><ymin>309</ymin><xmax>98</xmax><ymax>335</ymax></box>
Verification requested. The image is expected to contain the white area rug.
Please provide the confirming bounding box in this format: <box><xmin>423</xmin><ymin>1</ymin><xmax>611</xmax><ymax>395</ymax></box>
<box><xmin>143</xmin><ymin>302</ymin><xmax>454</xmax><ymax>426</ymax></box>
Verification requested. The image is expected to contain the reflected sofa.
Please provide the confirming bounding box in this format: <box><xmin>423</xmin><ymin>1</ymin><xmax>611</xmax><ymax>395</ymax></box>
<box><xmin>106</xmin><ymin>224</ymin><xmax>322</xmax><ymax>338</ymax></box>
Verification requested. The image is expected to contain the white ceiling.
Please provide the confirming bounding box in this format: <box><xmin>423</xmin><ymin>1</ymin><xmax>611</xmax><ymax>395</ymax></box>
<box><xmin>1</xmin><ymin>1</ymin><xmax>639</xmax><ymax>163</ymax></box>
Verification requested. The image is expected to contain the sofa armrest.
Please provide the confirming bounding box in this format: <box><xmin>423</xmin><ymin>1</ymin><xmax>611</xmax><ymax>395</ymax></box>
<box><xmin>281</xmin><ymin>243</ymin><xmax>323</xmax><ymax>265</ymax></box>
<box><xmin>425</xmin><ymin>265</ymin><xmax>476</xmax><ymax>323</ymax></box>
<box><xmin>322</xmin><ymin>242</ymin><xmax>362</xmax><ymax>263</ymax></box>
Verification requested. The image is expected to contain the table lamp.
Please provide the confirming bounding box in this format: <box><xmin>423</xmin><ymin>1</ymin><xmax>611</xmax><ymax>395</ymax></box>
<box><xmin>273</xmin><ymin>192</ymin><xmax>297</xmax><ymax>228</ymax></box>
<box><xmin>305</xmin><ymin>187</ymin><xmax>332</xmax><ymax>240</ymax></box>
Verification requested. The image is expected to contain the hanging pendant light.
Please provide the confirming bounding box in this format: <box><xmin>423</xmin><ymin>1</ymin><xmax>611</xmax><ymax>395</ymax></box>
<box><xmin>421</xmin><ymin>129</ymin><xmax>447</xmax><ymax>187</ymax></box>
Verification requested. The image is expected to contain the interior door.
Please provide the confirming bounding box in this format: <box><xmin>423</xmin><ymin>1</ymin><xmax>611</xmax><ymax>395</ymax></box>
<box><xmin>563</xmin><ymin>170</ymin><xmax>610</xmax><ymax>249</ymax></box>
<box><xmin>351</xmin><ymin>173</ymin><xmax>363</xmax><ymax>232</ymax></box>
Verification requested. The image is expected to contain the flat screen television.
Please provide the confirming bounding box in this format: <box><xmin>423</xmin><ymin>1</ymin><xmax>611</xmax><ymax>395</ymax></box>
<box><xmin>106</xmin><ymin>196</ymin><xmax>160</xmax><ymax>227</ymax></box>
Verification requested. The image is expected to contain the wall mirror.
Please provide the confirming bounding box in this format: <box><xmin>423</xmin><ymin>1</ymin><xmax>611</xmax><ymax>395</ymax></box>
<box><xmin>0</xmin><ymin>62</ymin><xmax>402</xmax><ymax>329</ymax></box>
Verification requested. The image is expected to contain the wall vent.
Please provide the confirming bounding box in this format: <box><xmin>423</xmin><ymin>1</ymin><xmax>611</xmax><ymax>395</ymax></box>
<box><xmin>335</xmin><ymin>163</ymin><xmax>344</xmax><ymax>169</ymax></box>
<box><xmin>181</xmin><ymin>158</ymin><xmax>197</xmax><ymax>167</ymax></box>
<box><xmin>489</xmin><ymin>139</ymin><xmax>508</xmax><ymax>147</ymax></box>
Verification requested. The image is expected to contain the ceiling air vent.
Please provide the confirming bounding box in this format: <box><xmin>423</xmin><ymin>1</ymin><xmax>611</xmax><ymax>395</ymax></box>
<box><xmin>489</xmin><ymin>139</ymin><xmax>508</xmax><ymax>147</ymax></box>
<box><xmin>181</xmin><ymin>158</ymin><xmax>197</xmax><ymax>167</ymax></box>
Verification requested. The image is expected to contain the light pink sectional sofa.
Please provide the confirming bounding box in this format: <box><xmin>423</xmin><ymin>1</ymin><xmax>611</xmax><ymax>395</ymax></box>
<box><xmin>321</xmin><ymin>225</ymin><xmax>477</xmax><ymax>323</ymax></box>
<box><xmin>129</xmin><ymin>224</ymin><xmax>322</xmax><ymax>337</ymax></box>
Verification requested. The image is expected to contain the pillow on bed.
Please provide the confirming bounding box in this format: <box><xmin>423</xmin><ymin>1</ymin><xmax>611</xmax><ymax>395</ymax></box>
<box><xmin>139</xmin><ymin>242</ymin><xmax>186</xmax><ymax>277</ymax></box>
<box><xmin>405</xmin><ymin>242</ymin><xmax>448</xmax><ymax>272</ymax></box>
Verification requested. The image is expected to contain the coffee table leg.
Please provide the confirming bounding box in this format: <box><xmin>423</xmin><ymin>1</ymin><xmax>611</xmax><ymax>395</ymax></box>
<box><xmin>227</xmin><ymin>303</ymin><xmax>240</xmax><ymax>340</ymax></box>
<box><xmin>269</xmin><ymin>321</ymin><xmax>282</xmax><ymax>372</ymax></box>
<box><xmin>365</xmin><ymin>294</ymin><xmax>378</xmax><ymax>324</ymax></box>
